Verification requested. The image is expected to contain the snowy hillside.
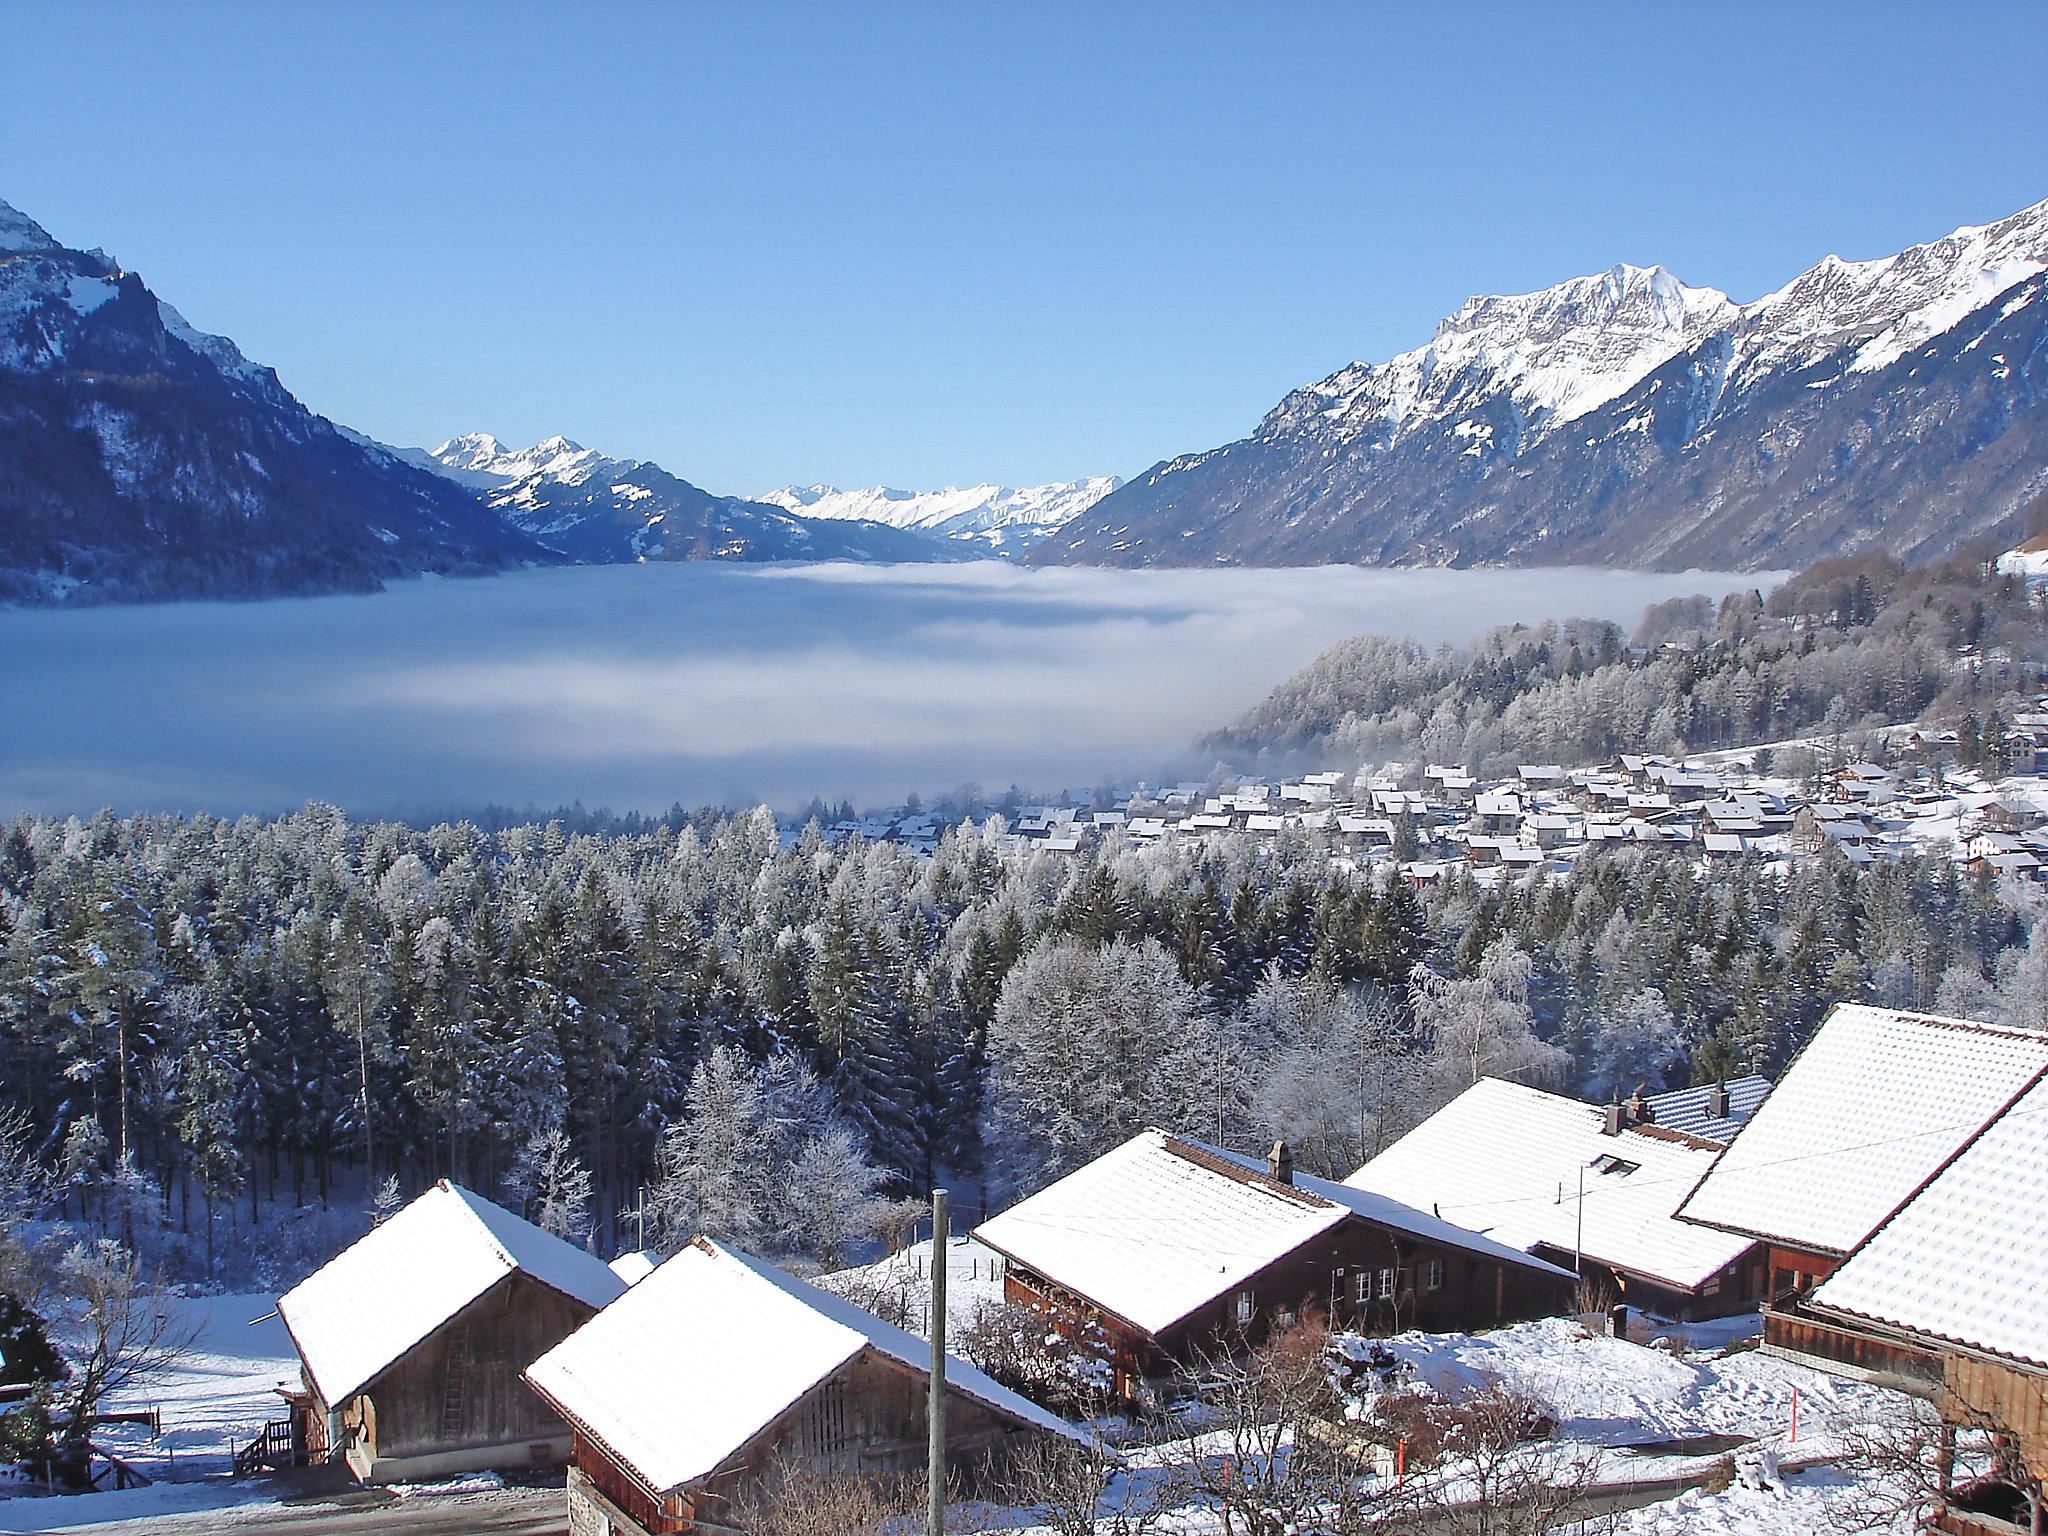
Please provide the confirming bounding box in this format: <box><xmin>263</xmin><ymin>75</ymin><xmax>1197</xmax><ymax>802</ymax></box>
<box><xmin>760</xmin><ymin>477</ymin><xmax>1119</xmax><ymax>553</ymax></box>
<box><xmin>1043</xmin><ymin>197</ymin><xmax>2048</xmax><ymax>571</ymax></box>
<box><xmin>414</xmin><ymin>433</ymin><xmax>952</xmax><ymax>566</ymax></box>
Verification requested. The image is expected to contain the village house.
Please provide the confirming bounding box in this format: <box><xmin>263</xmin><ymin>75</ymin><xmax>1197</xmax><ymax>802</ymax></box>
<box><xmin>1805</xmin><ymin>1075</ymin><xmax>2048</xmax><ymax>1536</ymax></box>
<box><xmin>972</xmin><ymin>1129</ymin><xmax>1573</xmax><ymax>1399</ymax></box>
<box><xmin>1346</xmin><ymin>1078</ymin><xmax>1770</xmax><ymax>1320</ymax></box>
<box><xmin>524</xmin><ymin>1238</ymin><xmax>1085</xmax><ymax>1536</ymax></box>
<box><xmin>276</xmin><ymin>1180</ymin><xmax>626</xmax><ymax>1483</ymax></box>
<box><xmin>1675</xmin><ymin>1005</ymin><xmax>2048</xmax><ymax>1342</ymax></box>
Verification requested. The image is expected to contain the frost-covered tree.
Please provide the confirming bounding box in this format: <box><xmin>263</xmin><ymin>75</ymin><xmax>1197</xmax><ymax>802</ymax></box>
<box><xmin>1414</xmin><ymin>938</ymin><xmax>1566</xmax><ymax>1097</ymax></box>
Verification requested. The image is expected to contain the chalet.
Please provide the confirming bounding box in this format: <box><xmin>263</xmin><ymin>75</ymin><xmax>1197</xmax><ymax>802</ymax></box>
<box><xmin>1676</xmin><ymin>1005</ymin><xmax>2048</xmax><ymax>1307</ymax></box>
<box><xmin>1346</xmin><ymin>1078</ymin><xmax>1765</xmax><ymax>1320</ymax></box>
<box><xmin>525</xmin><ymin>1238</ymin><xmax>1084</xmax><ymax>1536</ymax></box>
<box><xmin>972</xmin><ymin>1129</ymin><xmax>1572</xmax><ymax>1398</ymax></box>
<box><xmin>276</xmin><ymin>1181</ymin><xmax>626</xmax><ymax>1483</ymax></box>
<box><xmin>1806</xmin><ymin>1076</ymin><xmax>2048</xmax><ymax>1535</ymax></box>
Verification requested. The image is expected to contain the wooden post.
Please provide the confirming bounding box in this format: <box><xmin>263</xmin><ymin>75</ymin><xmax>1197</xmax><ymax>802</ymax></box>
<box><xmin>928</xmin><ymin>1188</ymin><xmax>948</xmax><ymax>1536</ymax></box>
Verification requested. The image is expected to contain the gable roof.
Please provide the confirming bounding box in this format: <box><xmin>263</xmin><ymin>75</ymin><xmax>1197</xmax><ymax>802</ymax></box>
<box><xmin>1346</xmin><ymin>1078</ymin><xmax>1755</xmax><ymax>1292</ymax></box>
<box><xmin>278</xmin><ymin>1180</ymin><xmax>625</xmax><ymax>1406</ymax></box>
<box><xmin>1810</xmin><ymin>1076</ymin><xmax>2048</xmax><ymax>1371</ymax></box>
<box><xmin>523</xmin><ymin>1238</ymin><xmax>1084</xmax><ymax>1498</ymax></box>
<box><xmin>973</xmin><ymin>1129</ymin><xmax>1568</xmax><ymax>1341</ymax></box>
<box><xmin>1675</xmin><ymin>1006</ymin><xmax>2048</xmax><ymax>1258</ymax></box>
<box><xmin>1643</xmin><ymin>1075</ymin><xmax>1772</xmax><ymax>1144</ymax></box>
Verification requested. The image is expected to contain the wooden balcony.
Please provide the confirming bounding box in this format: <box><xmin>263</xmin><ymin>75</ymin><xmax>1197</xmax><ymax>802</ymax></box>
<box><xmin>1759</xmin><ymin>1296</ymin><xmax>1942</xmax><ymax>1393</ymax></box>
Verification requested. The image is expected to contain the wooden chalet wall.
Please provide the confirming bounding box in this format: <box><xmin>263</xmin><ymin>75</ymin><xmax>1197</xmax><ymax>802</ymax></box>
<box><xmin>1007</xmin><ymin>1215</ymin><xmax>1571</xmax><ymax>1388</ymax></box>
<box><xmin>346</xmin><ymin>1272</ymin><xmax>593</xmax><ymax>1475</ymax></box>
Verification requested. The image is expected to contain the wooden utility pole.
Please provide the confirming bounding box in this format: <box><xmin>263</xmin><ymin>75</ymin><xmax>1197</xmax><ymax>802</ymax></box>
<box><xmin>928</xmin><ymin>1187</ymin><xmax>948</xmax><ymax>1536</ymax></box>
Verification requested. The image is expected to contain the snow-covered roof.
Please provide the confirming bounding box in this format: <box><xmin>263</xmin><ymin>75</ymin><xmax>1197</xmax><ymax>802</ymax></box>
<box><xmin>278</xmin><ymin>1181</ymin><xmax>626</xmax><ymax>1406</ymax></box>
<box><xmin>1811</xmin><ymin>1077</ymin><xmax>2048</xmax><ymax>1370</ymax></box>
<box><xmin>524</xmin><ymin>1238</ymin><xmax>1083</xmax><ymax>1498</ymax></box>
<box><xmin>1676</xmin><ymin>1006</ymin><xmax>2048</xmax><ymax>1257</ymax></box>
<box><xmin>974</xmin><ymin>1129</ymin><xmax>1566</xmax><ymax>1340</ymax></box>
<box><xmin>1345</xmin><ymin>1079</ymin><xmax>1755</xmax><ymax>1291</ymax></box>
<box><xmin>1643</xmin><ymin>1076</ymin><xmax>1772</xmax><ymax>1144</ymax></box>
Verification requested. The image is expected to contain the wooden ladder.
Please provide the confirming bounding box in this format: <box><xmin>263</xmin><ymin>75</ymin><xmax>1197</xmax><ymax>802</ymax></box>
<box><xmin>439</xmin><ymin>1320</ymin><xmax>472</xmax><ymax>1441</ymax></box>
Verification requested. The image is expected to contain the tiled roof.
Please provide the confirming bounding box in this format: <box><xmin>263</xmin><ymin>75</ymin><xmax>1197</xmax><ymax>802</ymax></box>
<box><xmin>1347</xmin><ymin>1079</ymin><xmax>1755</xmax><ymax>1291</ymax></box>
<box><xmin>1812</xmin><ymin>1076</ymin><xmax>2048</xmax><ymax>1369</ymax></box>
<box><xmin>1677</xmin><ymin>1006</ymin><xmax>2048</xmax><ymax>1257</ymax></box>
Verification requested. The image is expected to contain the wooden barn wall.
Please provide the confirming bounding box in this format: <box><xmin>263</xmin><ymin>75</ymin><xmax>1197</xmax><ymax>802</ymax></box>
<box><xmin>1948</xmin><ymin>1355</ymin><xmax>2048</xmax><ymax>1489</ymax></box>
<box><xmin>689</xmin><ymin>1351</ymin><xmax>1039</xmax><ymax>1526</ymax></box>
<box><xmin>367</xmin><ymin>1273</ymin><xmax>593</xmax><ymax>1460</ymax></box>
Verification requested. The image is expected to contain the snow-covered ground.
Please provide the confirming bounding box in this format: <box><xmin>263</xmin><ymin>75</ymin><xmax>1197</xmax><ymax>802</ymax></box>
<box><xmin>1346</xmin><ymin>1315</ymin><xmax>1879</xmax><ymax>1447</ymax></box>
<box><xmin>0</xmin><ymin>1295</ymin><xmax>301</xmax><ymax>1533</ymax></box>
<box><xmin>823</xmin><ymin>1234</ymin><xmax>1009</xmax><ymax>1339</ymax></box>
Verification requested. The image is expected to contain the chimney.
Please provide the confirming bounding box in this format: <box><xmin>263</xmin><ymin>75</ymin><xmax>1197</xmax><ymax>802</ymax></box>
<box><xmin>1706</xmin><ymin>1080</ymin><xmax>1731</xmax><ymax>1121</ymax></box>
<box><xmin>1267</xmin><ymin>1140</ymin><xmax>1294</xmax><ymax>1186</ymax></box>
<box><xmin>1626</xmin><ymin>1085</ymin><xmax>1654</xmax><ymax>1125</ymax></box>
<box><xmin>1602</xmin><ymin>1099</ymin><xmax>1624</xmax><ymax>1136</ymax></box>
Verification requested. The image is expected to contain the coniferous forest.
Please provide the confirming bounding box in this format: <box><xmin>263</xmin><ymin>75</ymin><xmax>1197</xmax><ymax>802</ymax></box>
<box><xmin>1</xmin><ymin>784</ymin><xmax>2036</xmax><ymax>1288</ymax></box>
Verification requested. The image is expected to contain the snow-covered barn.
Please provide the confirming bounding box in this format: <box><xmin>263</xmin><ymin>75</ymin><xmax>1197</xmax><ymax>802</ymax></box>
<box><xmin>1804</xmin><ymin>1073</ymin><xmax>2048</xmax><ymax>1533</ymax></box>
<box><xmin>277</xmin><ymin>1180</ymin><xmax>625</xmax><ymax>1483</ymax></box>
<box><xmin>1676</xmin><ymin>1005</ymin><xmax>2048</xmax><ymax>1298</ymax></box>
<box><xmin>524</xmin><ymin>1237</ymin><xmax>1084</xmax><ymax>1536</ymax></box>
<box><xmin>1345</xmin><ymin>1077</ymin><xmax>1765</xmax><ymax>1320</ymax></box>
<box><xmin>972</xmin><ymin>1128</ymin><xmax>1574</xmax><ymax>1397</ymax></box>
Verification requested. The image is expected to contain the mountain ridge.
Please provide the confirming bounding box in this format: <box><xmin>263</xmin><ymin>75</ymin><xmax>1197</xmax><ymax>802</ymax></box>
<box><xmin>411</xmin><ymin>433</ymin><xmax>953</xmax><ymax>565</ymax></box>
<box><xmin>1034</xmin><ymin>198</ymin><xmax>2048</xmax><ymax>571</ymax></box>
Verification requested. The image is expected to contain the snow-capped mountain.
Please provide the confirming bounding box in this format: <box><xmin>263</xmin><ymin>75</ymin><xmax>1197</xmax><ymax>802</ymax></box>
<box><xmin>415</xmin><ymin>434</ymin><xmax>951</xmax><ymax>565</ymax></box>
<box><xmin>0</xmin><ymin>198</ymin><xmax>550</xmax><ymax>603</ymax></box>
<box><xmin>1038</xmin><ymin>198</ymin><xmax>2048</xmax><ymax>571</ymax></box>
<box><xmin>758</xmin><ymin>478</ymin><xmax>1119</xmax><ymax>553</ymax></box>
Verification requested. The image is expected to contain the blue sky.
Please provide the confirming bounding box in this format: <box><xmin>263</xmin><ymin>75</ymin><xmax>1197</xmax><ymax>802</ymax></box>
<box><xmin>6</xmin><ymin>1</ymin><xmax>2044</xmax><ymax>495</ymax></box>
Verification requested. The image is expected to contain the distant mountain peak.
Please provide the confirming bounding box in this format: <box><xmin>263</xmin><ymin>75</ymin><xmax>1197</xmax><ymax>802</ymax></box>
<box><xmin>1040</xmin><ymin>196</ymin><xmax>2048</xmax><ymax>573</ymax></box>
<box><xmin>756</xmin><ymin>477</ymin><xmax>1120</xmax><ymax>552</ymax></box>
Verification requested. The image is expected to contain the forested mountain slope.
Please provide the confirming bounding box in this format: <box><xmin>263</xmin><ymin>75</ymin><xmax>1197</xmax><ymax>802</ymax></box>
<box><xmin>1210</xmin><ymin>547</ymin><xmax>2048</xmax><ymax>772</ymax></box>
<box><xmin>1038</xmin><ymin>200</ymin><xmax>2048</xmax><ymax>571</ymax></box>
<box><xmin>0</xmin><ymin>201</ymin><xmax>552</xmax><ymax>604</ymax></box>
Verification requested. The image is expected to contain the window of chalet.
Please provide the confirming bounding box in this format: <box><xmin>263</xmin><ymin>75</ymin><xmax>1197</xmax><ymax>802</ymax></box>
<box><xmin>1377</xmin><ymin>1266</ymin><xmax>1395</xmax><ymax>1300</ymax></box>
<box><xmin>1352</xmin><ymin>1270</ymin><xmax>1371</xmax><ymax>1305</ymax></box>
<box><xmin>1589</xmin><ymin>1153</ymin><xmax>1641</xmax><ymax>1177</ymax></box>
<box><xmin>1423</xmin><ymin>1258</ymin><xmax>1445</xmax><ymax>1291</ymax></box>
<box><xmin>1234</xmin><ymin>1289</ymin><xmax>1254</xmax><ymax>1325</ymax></box>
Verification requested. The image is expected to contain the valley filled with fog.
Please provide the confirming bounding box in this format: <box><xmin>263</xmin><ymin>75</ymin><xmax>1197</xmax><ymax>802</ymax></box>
<box><xmin>0</xmin><ymin>561</ymin><xmax>1768</xmax><ymax>817</ymax></box>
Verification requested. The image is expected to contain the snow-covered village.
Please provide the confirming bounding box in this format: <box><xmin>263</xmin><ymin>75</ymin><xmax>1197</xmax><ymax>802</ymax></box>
<box><xmin>6</xmin><ymin>7</ymin><xmax>2048</xmax><ymax>1536</ymax></box>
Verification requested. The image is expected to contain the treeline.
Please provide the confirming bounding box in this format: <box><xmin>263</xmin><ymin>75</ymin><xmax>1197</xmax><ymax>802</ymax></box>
<box><xmin>1</xmin><ymin>798</ymin><xmax>2035</xmax><ymax>1286</ymax></box>
<box><xmin>1210</xmin><ymin>548</ymin><xmax>2048</xmax><ymax>770</ymax></box>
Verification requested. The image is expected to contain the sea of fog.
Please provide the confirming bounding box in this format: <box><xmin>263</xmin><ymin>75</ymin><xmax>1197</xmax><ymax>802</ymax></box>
<box><xmin>0</xmin><ymin>562</ymin><xmax>1773</xmax><ymax>818</ymax></box>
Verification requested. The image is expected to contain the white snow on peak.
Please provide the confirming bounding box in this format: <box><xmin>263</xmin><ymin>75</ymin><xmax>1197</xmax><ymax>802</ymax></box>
<box><xmin>0</xmin><ymin>199</ymin><xmax>60</xmax><ymax>255</ymax></box>
<box><xmin>1264</xmin><ymin>261</ymin><xmax>1736</xmax><ymax>446</ymax></box>
<box><xmin>426</xmin><ymin>433</ymin><xmax>608</xmax><ymax>496</ymax></box>
<box><xmin>1734</xmin><ymin>196</ymin><xmax>2048</xmax><ymax>378</ymax></box>
<box><xmin>758</xmin><ymin>477</ymin><xmax>1119</xmax><ymax>549</ymax></box>
<box><xmin>155</xmin><ymin>300</ymin><xmax>269</xmax><ymax>385</ymax></box>
<box><xmin>1261</xmin><ymin>196</ymin><xmax>2048</xmax><ymax>453</ymax></box>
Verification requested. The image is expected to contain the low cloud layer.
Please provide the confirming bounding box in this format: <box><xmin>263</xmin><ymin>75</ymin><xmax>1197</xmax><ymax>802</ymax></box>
<box><xmin>0</xmin><ymin>562</ymin><xmax>1767</xmax><ymax>818</ymax></box>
